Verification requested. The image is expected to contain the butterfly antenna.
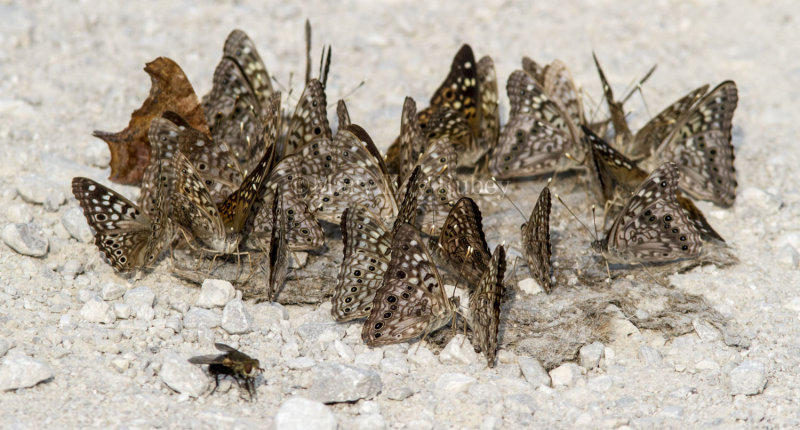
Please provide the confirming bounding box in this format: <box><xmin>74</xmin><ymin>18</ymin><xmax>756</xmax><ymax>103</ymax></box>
<box><xmin>555</xmin><ymin>194</ymin><xmax>596</xmax><ymax>241</ymax></box>
<box><xmin>490</xmin><ymin>176</ymin><xmax>526</xmax><ymax>222</ymax></box>
<box><xmin>304</xmin><ymin>19</ymin><xmax>312</xmax><ymax>85</ymax></box>
<box><xmin>319</xmin><ymin>45</ymin><xmax>332</xmax><ymax>88</ymax></box>
<box><xmin>327</xmin><ymin>80</ymin><xmax>366</xmax><ymax>109</ymax></box>
<box><xmin>621</xmin><ymin>64</ymin><xmax>657</xmax><ymax>105</ymax></box>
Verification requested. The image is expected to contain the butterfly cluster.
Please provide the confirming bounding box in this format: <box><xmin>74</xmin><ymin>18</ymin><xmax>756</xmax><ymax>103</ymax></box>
<box><xmin>73</xmin><ymin>28</ymin><xmax>738</xmax><ymax>369</ymax></box>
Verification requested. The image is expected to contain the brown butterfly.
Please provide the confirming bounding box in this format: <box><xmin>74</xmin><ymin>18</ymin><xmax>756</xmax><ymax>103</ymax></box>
<box><xmin>467</xmin><ymin>245</ymin><xmax>506</xmax><ymax>367</ymax></box>
<box><xmin>361</xmin><ymin>223</ymin><xmax>456</xmax><ymax>346</ymax></box>
<box><xmin>521</xmin><ymin>186</ymin><xmax>553</xmax><ymax>293</ymax></box>
<box><xmin>431</xmin><ymin>197</ymin><xmax>491</xmax><ymax>288</ymax></box>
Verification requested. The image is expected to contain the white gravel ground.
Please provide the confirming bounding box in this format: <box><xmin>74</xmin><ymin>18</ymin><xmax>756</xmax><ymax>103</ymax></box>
<box><xmin>2</xmin><ymin>0</ymin><xmax>800</xmax><ymax>428</ymax></box>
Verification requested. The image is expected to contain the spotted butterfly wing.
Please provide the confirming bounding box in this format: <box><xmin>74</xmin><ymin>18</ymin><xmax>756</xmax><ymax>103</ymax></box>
<box><xmin>468</xmin><ymin>245</ymin><xmax>506</xmax><ymax>367</ymax></box>
<box><xmin>71</xmin><ymin>176</ymin><xmax>168</xmax><ymax>272</ymax></box>
<box><xmin>331</xmin><ymin>167</ymin><xmax>420</xmax><ymax>322</ymax></box>
<box><xmin>475</xmin><ymin>56</ymin><xmax>500</xmax><ymax>161</ymax></box>
<box><xmin>592</xmin><ymin>162</ymin><xmax>702</xmax><ymax>263</ymax></box>
<box><xmin>399</xmin><ymin>137</ymin><xmax>461</xmax><ymax>235</ymax></box>
<box><xmin>653</xmin><ymin>81</ymin><xmax>738</xmax><ymax>207</ymax></box>
<box><xmin>421</xmin><ymin>44</ymin><xmax>480</xmax><ymax>133</ymax></box>
<box><xmin>586</xmin><ymin>126</ymin><xmax>724</xmax><ymax>242</ymax></box>
<box><xmin>542</xmin><ymin>59</ymin><xmax>586</xmax><ymax>130</ymax></box>
<box><xmin>521</xmin><ymin>187</ymin><xmax>553</xmax><ymax>293</ymax></box>
<box><xmin>312</xmin><ymin>124</ymin><xmax>398</xmax><ymax>224</ymax></box>
<box><xmin>332</xmin><ymin>207</ymin><xmax>393</xmax><ymax>322</ymax></box>
<box><xmin>432</xmin><ymin>197</ymin><xmax>491</xmax><ymax>288</ymax></box>
<box><xmin>203</xmin><ymin>29</ymin><xmax>272</xmax><ymax>125</ymax></box>
<box><xmin>362</xmin><ymin>223</ymin><xmax>455</xmax><ymax>346</ymax></box>
<box><xmin>282</xmin><ymin>78</ymin><xmax>331</xmax><ymax>158</ymax></box>
<box><xmin>490</xmin><ymin>70</ymin><xmax>580</xmax><ymax>179</ymax></box>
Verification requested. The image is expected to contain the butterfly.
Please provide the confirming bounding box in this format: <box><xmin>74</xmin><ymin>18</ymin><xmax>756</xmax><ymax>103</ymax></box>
<box><xmin>311</xmin><ymin>124</ymin><xmax>399</xmax><ymax>224</ymax></box>
<box><xmin>362</xmin><ymin>222</ymin><xmax>456</xmax><ymax>346</ymax></box>
<box><xmin>331</xmin><ymin>167</ymin><xmax>421</xmax><ymax>322</ymax></box>
<box><xmin>591</xmin><ymin>162</ymin><xmax>703</xmax><ymax>264</ymax></box>
<box><xmin>386</xmin><ymin>45</ymin><xmax>498</xmax><ymax>170</ymax></box>
<box><xmin>171</xmin><ymin>103</ymin><xmax>278</xmax><ymax>255</ymax></box>
<box><xmin>593</xmin><ymin>58</ymin><xmax>738</xmax><ymax>206</ymax></box>
<box><xmin>203</xmin><ymin>29</ymin><xmax>273</xmax><ymax>128</ymax></box>
<box><xmin>266</xmin><ymin>191</ymin><xmax>289</xmax><ymax>301</ymax></box>
<box><xmin>467</xmin><ymin>245</ymin><xmax>506</xmax><ymax>367</ymax></box>
<box><xmin>521</xmin><ymin>186</ymin><xmax>553</xmax><ymax>293</ymax></box>
<box><xmin>188</xmin><ymin>343</ymin><xmax>263</xmax><ymax>401</ymax></box>
<box><xmin>71</xmin><ymin>171</ymin><xmax>171</xmax><ymax>273</ymax></box>
<box><xmin>394</xmin><ymin>118</ymin><xmax>462</xmax><ymax>236</ymax></box>
<box><xmin>489</xmin><ymin>67</ymin><xmax>585</xmax><ymax>179</ymax></box>
<box><xmin>431</xmin><ymin>197</ymin><xmax>491</xmax><ymax>288</ymax></box>
<box><xmin>585</xmin><ymin>126</ymin><xmax>724</xmax><ymax>242</ymax></box>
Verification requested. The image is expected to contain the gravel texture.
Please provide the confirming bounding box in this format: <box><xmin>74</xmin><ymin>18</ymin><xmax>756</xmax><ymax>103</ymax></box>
<box><xmin>1</xmin><ymin>0</ymin><xmax>799</xmax><ymax>428</ymax></box>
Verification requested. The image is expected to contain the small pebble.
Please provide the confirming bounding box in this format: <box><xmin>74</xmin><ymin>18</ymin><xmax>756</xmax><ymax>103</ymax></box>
<box><xmin>183</xmin><ymin>307</ymin><xmax>221</xmax><ymax>329</ymax></box>
<box><xmin>379</xmin><ymin>356</ymin><xmax>409</xmax><ymax>374</ymax></box>
<box><xmin>6</xmin><ymin>203</ymin><xmax>32</xmax><ymax>223</ymax></box>
<box><xmin>587</xmin><ymin>375</ymin><xmax>613</xmax><ymax>392</ymax></box>
<box><xmin>196</xmin><ymin>279</ymin><xmax>235</xmax><ymax>308</ymax></box>
<box><xmin>693</xmin><ymin>319</ymin><xmax>722</xmax><ymax>342</ymax></box>
<box><xmin>638</xmin><ymin>346</ymin><xmax>663</xmax><ymax>367</ymax></box>
<box><xmin>579</xmin><ymin>342</ymin><xmax>604</xmax><ymax>369</ymax></box>
<box><xmin>549</xmin><ymin>363</ymin><xmax>582</xmax><ymax>387</ymax></box>
<box><xmin>160</xmin><ymin>353</ymin><xmax>208</xmax><ymax>397</ymax></box>
<box><xmin>729</xmin><ymin>360</ymin><xmax>767</xmax><ymax>395</ymax></box>
<box><xmin>123</xmin><ymin>286</ymin><xmax>155</xmax><ymax>308</ymax></box>
<box><xmin>385</xmin><ymin>386</ymin><xmax>414</xmax><ymax>401</ymax></box>
<box><xmin>221</xmin><ymin>299</ymin><xmax>253</xmax><ymax>334</ymax></box>
<box><xmin>3</xmin><ymin>222</ymin><xmax>48</xmax><ymax>257</ymax></box>
<box><xmin>435</xmin><ymin>373</ymin><xmax>477</xmax><ymax>393</ymax></box>
<box><xmin>61</xmin><ymin>207</ymin><xmax>93</xmax><ymax>243</ymax></box>
<box><xmin>16</xmin><ymin>174</ymin><xmax>66</xmax><ymax>210</ymax></box>
<box><xmin>274</xmin><ymin>397</ymin><xmax>336</xmax><ymax>430</ymax></box>
<box><xmin>80</xmin><ymin>296</ymin><xmax>115</xmax><ymax>324</ymax></box>
<box><xmin>113</xmin><ymin>303</ymin><xmax>132</xmax><ymax>319</ymax></box>
<box><xmin>518</xmin><ymin>277</ymin><xmax>544</xmax><ymax>295</ymax></box>
<box><xmin>518</xmin><ymin>357</ymin><xmax>551</xmax><ymax>387</ymax></box>
<box><xmin>407</xmin><ymin>346</ymin><xmax>435</xmax><ymax>367</ymax></box>
<box><xmin>332</xmin><ymin>340</ymin><xmax>355</xmax><ymax>362</ymax></box>
<box><xmin>101</xmin><ymin>283</ymin><xmax>127</xmax><ymax>301</ymax></box>
<box><xmin>308</xmin><ymin>363</ymin><xmax>382</xmax><ymax>403</ymax></box>
<box><xmin>0</xmin><ymin>351</ymin><xmax>53</xmax><ymax>390</ymax></box>
<box><xmin>776</xmin><ymin>245</ymin><xmax>799</xmax><ymax>268</ymax></box>
<box><xmin>439</xmin><ymin>334</ymin><xmax>479</xmax><ymax>365</ymax></box>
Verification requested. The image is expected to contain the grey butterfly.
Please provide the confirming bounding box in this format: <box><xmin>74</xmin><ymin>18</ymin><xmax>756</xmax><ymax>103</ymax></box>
<box><xmin>521</xmin><ymin>186</ymin><xmax>553</xmax><ymax>293</ymax></box>
<box><xmin>172</xmin><ymin>119</ymin><xmax>276</xmax><ymax>255</ymax></box>
<box><xmin>467</xmin><ymin>245</ymin><xmax>506</xmax><ymax>367</ymax></box>
<box><xmin>331</xmin><ymin>167</ymin><xmax>420</xmax><ymax>322</ymax></box>
<box><xmin>311</xmin><ymin>124</ymin><xmax>398</xmax><ymax>224</ymax></box>
<box><xmin>584</xmin><ymin>125</ymin><xmax>724</xmax><ymax>242</ymax></box>
<box><xmin>361</xmin><ymin>223</ymin><xmax>456</xmax><ymax>346</ymax></box>
<box><xmin>592</xmin><ymin>162</ymin><xmax>702</xmax><ymax>264</ymax></box>
<box><xmin>489</xmin><ymin>69</ymin><xmax>583</xmax><ymax>179</ymax></box>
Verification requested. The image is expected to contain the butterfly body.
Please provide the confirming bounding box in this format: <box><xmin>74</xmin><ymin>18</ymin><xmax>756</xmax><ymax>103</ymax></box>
<box><xmin>468</xmin><ymin>245</ymin><xmax>506</xmax><ymax>367</ymax></box>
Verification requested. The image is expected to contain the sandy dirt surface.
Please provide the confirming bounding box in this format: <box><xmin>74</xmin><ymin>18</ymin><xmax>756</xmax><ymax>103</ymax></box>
<box><xmin>1</xmin><ymin>0</ymin><xmax>800</xmax><ymax>428</ymax></box>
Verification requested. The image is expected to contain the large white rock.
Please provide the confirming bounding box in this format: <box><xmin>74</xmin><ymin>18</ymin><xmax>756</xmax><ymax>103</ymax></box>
<box><xmin>274</xmin><ymin>397</ymin><xmax>336</xmax><ymax>430</ymax></box>
<box><xmin>0</xmin><ymin>351</ymin><xmax>53</xmax><ymax>390</ymax></box>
